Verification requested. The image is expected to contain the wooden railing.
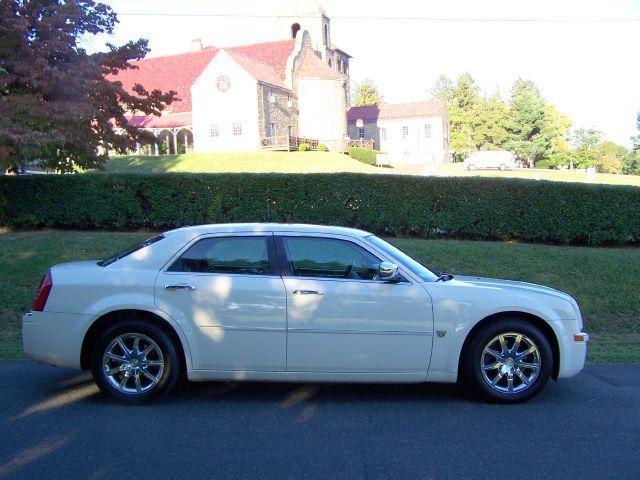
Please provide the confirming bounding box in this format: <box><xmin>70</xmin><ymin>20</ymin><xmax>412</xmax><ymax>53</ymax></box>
<box><xmin>260</xmin><ymin>136</ymin><xmax>375</xmax><ymax>152</ymax></box>
<box><xmin>260</xmin><ymin>135</ymin><xmax>319</xmax><ymax>151</ymax></box>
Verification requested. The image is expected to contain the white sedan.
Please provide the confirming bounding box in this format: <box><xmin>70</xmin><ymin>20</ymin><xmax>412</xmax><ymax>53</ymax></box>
<box><xmin>23</xmin><ymin>224</ymin><xmax>589</xmax><ymax>404</ymax></box>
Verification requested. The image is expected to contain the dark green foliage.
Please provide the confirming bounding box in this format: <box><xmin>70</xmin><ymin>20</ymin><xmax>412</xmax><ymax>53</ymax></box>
<box><xmin>0</xmin><ymin>0</ymin><xmax>176</xmax><ymax>172</ymax></box>
<box><xmin>1</xmin><ymin>174</ymin><xmax>639</xmax><ymax>246</ymax></box>
<box><xmin>317</xmin><ymin>143</ymin><xmax>329</xmax><ymax>152</ymax></box>
<box><xmin>298</xmin><ymin>143</ymin><xmax>311</xmax><ymax>152</ymax></box>
<box><xmin>348</xmin><ymin>148</ymin><xmax>382</xmax><ymax>166</ymax></box>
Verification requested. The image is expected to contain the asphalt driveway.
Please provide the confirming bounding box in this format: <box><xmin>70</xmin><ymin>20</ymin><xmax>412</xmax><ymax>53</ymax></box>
<box><xmin>0</xmin><ymin>361</ymin><xmax>638</xmax><ymax>479</ymax></box>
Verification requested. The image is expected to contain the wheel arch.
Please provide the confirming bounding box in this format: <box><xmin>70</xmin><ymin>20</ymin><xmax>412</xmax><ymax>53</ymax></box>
<box><xmin>457</xmin><ymin>311</ymin><xmax>560</xmax><ymax>381</ymax></box>
<box><xmin>80</xmin><ymin>309</ymin><xmax>189</xmax><ymax>376</ymax></box>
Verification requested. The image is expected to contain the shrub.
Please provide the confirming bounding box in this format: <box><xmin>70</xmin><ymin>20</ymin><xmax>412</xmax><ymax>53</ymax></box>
<box><xmin>298</xmin><ymin>143</ymin><xmax>311</xmax><ymax>152</ymax></box>
<box><xmin>1</xmin><ymin>174</ymin><xmax>639</xmax><ymax>245</ymax></box>
<box><xmin>348</xmin><ymin>147</ymin><xmax>381</xmax><ymax>166</ymax></box>
<box><xmin>317</xmin><ymin>143</ymin><xmax>328</xmax><ymax>152</ymax></box>
<box><xmin>535</xmin><ymin>159</ymin><xmax>559</xmax><ymax>169</ymax></box>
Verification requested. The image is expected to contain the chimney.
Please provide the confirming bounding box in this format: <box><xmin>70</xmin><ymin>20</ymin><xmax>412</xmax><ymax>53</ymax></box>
<box><xmin>191</xmin><ymin>38</ymin><xmax>202</xmax><ymax>52</ymax></box>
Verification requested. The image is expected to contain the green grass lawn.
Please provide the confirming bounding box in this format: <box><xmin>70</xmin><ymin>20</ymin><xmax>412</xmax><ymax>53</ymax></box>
<box><xmin>435</xmin><ymin>162</ymin><xmax>640</xmax><ymax>187</ymax></box>
<box><xmin>103</xmin><ymin>152</ymin><xmax>640</xmax><ymax>187</ymax></box>
<box><xmin>1</xmin><ymin>230</ymin><xmax>638</xmax><ymax>363</ymax></box>
<box><xmin>106</xmin><ymin>152</ymin><xmax>385</xmax><ymax>174</ymax></box>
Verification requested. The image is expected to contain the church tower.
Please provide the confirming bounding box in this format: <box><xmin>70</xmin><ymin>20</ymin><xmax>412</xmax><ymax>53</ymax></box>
<box><xmin>277</xmin><ymin>0</ymin><xmax>330</xmax><ymax>56</ymax></box>
<box><xmin>276</xmin><ymin>0</ymin><xmax>350</xmax><ymax>78</ymax></box>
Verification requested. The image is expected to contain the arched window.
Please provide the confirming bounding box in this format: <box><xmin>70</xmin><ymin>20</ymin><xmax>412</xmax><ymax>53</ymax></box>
<box><xmin>291</xmin><ymin>23</ymin><xmax>301</xmax><ymax>39</ymax></box>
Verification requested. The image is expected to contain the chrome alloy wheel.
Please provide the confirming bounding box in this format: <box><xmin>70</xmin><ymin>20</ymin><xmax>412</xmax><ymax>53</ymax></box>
<box><xmin>102</xmin><ymin>333</ymin><xmax>165</xmax><ymax>394</ymax></box>
<box><xmin>480</xmin><ymin>332</ymin><xmax>541</xmax><ymax>394</ymax></box>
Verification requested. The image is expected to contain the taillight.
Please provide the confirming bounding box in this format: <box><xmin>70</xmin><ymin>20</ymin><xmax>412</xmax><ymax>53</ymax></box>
<box><xmin>32</xmin><ymin>270</ymin><xmax>52</xmax><ymax>312</ymax></box>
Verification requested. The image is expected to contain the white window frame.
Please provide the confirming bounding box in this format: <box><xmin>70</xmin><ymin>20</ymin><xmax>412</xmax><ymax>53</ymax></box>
<box><xmin>232</xmin><ymin>122</ymin><xmax>243</xmax><ymax>136</ymax></box>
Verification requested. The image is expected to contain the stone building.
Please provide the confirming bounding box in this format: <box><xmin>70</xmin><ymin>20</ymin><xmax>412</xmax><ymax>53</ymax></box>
<box><xmin>347</xmin><ymin>101</ymin><xmax>450</xmax><ymax>165</ymax></box>
<box><xmin>112</xmin><ymin>0</ymin><xmax>351</xmax><ymax>154</ymax></box>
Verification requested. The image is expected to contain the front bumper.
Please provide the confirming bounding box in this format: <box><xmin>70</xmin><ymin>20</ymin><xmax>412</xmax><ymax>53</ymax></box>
<box><xmin>22</xmin><ymin>311</ymin><xmax>91</xmax><ymax>370</ymax></box>
<box><xmin>558</xmin><ymin>331</ymin><xmax>589</xmax><ymax>378</ymax></box>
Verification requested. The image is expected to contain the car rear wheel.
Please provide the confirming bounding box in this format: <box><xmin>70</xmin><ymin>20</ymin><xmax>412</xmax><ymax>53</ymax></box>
<box><xmin>466</xmin><ymin>163</ymin><xmax>476</xmax><ymax>171</ymax></box>
<box><xmin>463</xmin><ymin>319</ymin><xmax>552</xmax><ymax>403</ymax></box>
<box><xmin>91</xmin><ymin>320</ymin><xmax>180</xmax><ymax>404</ymax></box>
<box><xmin>499</xmin><ymin>163</ymin><xmax>507</xmax><ymax>171</ymax></box>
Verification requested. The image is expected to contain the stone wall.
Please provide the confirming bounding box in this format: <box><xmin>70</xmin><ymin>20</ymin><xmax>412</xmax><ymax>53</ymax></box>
<box><xmin>257</xmin><ymin>83</ymin><xmax>297</xmax><ymax>140</ymax></box>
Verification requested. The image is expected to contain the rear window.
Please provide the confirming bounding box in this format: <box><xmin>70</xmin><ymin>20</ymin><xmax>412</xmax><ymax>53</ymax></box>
<box><xmin>97</xmin><ymin>234</ymin><xmax>165</xmax><ymax>267</ymax></box>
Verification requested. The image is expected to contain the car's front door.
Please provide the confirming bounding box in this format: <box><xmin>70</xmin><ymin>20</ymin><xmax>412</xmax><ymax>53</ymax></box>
<box><xmin>155</xmin><ymin>234</ymin><xmax>287</xmax><ymax>371</ymax></box>
<box><xmin>277</xmin><ymin>235</ymin><xmax>434</xmax><ymax>375</ymax></box>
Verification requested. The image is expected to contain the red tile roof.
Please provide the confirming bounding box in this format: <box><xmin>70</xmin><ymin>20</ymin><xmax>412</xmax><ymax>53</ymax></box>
<box><xmin>297</xmin><ymin>49</ymin><xmax>345</xmax><ymax>80</ymax></box>
<box><xmin>347</xmin><ymin>100</ymin><xmax>447</xmax><ymax>123</ymax></box>
<box><xmin>227</xmin><ymin>39</ymin><xmax>296</xmax><ymax>81</ymax></box>
<box><xmin>124</xmin><ymin>113</ymin><xmax>193</xmax><ymax>129</ymax></box>
<box><xmin>224</xmin><ymin>50</ymin><xmax>289</xmax><ymax>90</ymax></box>
<box><xmin>109</xmin><ymin>48</ymin><xmax>219</xmax><ymax>113</ymax></box>
<box><xmin>110</xmin><ymin>39</ymin><xmax>297</xmax><ymax>115</ymax></box>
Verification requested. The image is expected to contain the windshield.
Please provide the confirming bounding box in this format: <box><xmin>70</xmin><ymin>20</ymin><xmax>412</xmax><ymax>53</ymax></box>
<box><xmin>367</xmin><ymin>236</ymin><xmax>438</xmax><ymax>282</ymax></box>
<box><xmin>97</xmin><ymin>234</ymin><xmax>165</xmax><ymax>267</ymax></box>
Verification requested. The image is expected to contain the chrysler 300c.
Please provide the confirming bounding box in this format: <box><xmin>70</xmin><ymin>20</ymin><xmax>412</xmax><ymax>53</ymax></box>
<box><xmin>23</xmin><ymin>224</ymin><xmax>588</xmax><ymax>404</ymax></box>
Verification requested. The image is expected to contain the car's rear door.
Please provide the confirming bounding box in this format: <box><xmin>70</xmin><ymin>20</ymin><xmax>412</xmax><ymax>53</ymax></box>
<box><xmin>276</xmin><ymin>234</ymin><xmax>433</xmax><ymax>376</ymax></box>
<box><xmin>155</xmin><ymin>233</ymin><xmax>287</xmax><ymax>372</ymax></box>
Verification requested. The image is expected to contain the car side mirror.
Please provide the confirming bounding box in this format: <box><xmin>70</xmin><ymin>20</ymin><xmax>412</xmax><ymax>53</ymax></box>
<box><xmin>379</xmin><ymin>262</ymin><xmax>401</xmax><ymax>282</ymax></box>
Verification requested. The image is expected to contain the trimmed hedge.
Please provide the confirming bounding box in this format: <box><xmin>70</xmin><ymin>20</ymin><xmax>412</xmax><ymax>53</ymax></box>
<box><xmin>348</xmin><ymin>147</ymin><xmax>382</xmax><ymax>166</ymax></box>
<box><xmin>1</xmin><ymin>174</ymin><xmax>639</xmax><ymax>245</ymax></box>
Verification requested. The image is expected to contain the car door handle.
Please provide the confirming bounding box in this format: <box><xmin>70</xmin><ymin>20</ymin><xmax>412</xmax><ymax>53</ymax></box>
<box><xmin>292</xmin><ymin>290</ymin><xmax>324</xmax><ymax>295</ymax></box>
<box><xmin>165</xmin><ymin>284</ymin><xmax>196</xmax><ymax>291</ymax></box>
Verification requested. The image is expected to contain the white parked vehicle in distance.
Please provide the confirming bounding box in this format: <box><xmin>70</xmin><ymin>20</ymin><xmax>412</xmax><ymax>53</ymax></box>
<box><xmin>464</xmin><ymin>150</ymin><xmax>517</xmax><ymax>171</ymax></box>
<box><xmin>23</xmin><ymin>224</ymin><xmax>589</xmax><ymax>404</ymax></box>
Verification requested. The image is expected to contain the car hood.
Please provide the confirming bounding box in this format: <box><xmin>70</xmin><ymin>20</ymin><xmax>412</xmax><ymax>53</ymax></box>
<box><xmin>451</xmin><ymin>275</ymin><xmax>575</xmax><ymax>304</ymax></box>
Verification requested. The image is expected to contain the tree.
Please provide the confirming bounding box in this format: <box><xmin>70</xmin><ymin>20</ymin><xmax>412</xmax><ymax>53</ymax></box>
<box><xmin>623</xmin><ymin>113</ymin><xmax>640</xmax><ymax>175</ymax></box>
<box><xmin>0</xmin><ymin>0</ymin><xmax>177</xmax><ymax>172</ymax></box>
<box><xmin>428</xmin><ymin>74</ymin><xmax>454</xmax><ymax>103</ymax></box>
<box><xmin>592</xmin><ymin>141</ymin><xmax>627</xmax><ymax>174</ymax></box>
<box><xmin>631</xmin><ymin>112</ymin><xmax>640</xmax><ymax>152</ymax></box>
<box><xmin>571</xmin><ymin>128</ymin><xmax>602</xmax><ymax>169</ymax></box>
<box><xmin>475</xmin><ymin>90</ymin><xmax>509</xmax><ymax>150</ymax></box>
<box><xmin>353</xmin><ymin>78</ymin><xmax>383</xmax><ymax>106</ymax></box>
<box><xmin>448</xmin><ymin>72</ymin><xmax>481</xmax><ymax>160</ymax></box>
<box><xmin>504</xmin><ymin>79</ymin><xmax>549</xmax><ymax>167</ymax></box>
<box><xmin>537</xmin><ymin>103</ymin><xmax>572</xmax><ymax>168</ymax></box>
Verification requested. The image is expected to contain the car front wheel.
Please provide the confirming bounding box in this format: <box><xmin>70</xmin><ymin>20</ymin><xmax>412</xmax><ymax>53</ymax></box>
<box><xmin>463</xmin><ymin>319</ymin><xmax>553</xmax><ymax>403</ymax></box>
<box><xmin>91</xmin><ymin>320</ymin><xmax>180</xmax><ymax>404</ymax></box>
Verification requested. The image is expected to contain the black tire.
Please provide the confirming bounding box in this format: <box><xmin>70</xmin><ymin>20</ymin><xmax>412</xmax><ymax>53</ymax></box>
<box><xmin>91</xmin><ymin>319</ymin><xmax>180</xmax><ymax>404</ymax></box>
<box><xmin>467</xmin><ymin>163</ymin><xmax>476</xmax><ymax>171</ymax></box>
<box><xmin>499</xmin><ymin>163</ymin><xmax>507</xmax><ymax>171</ymax></box>
<box><xmin>463</xmin><ymin>319</ymin><xmax>553</xmax><ymax>403</ymax></box>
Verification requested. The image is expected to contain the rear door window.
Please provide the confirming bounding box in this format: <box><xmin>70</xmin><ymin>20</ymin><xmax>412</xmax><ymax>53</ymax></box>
<box><xmin>168</xmin><ymin>236</ymin><xmax>273</xmax><ymax>275</ymax></box>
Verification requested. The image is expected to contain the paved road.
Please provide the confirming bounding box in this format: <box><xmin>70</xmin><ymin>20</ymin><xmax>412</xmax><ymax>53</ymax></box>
<box><xmin>0</xmin><ymin>361</ymin><xmax>638</xmax><ymax>479</ymax></box>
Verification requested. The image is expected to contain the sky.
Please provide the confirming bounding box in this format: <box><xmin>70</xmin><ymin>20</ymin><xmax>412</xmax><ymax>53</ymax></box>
<box><xmin>86</xmin><ymin>0</ymin><xmax>640</xmax><ymax>147</ymax></box>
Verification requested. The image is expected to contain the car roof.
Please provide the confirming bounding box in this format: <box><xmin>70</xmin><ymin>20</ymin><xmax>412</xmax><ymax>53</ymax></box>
<box><xmin>468</xmin><ymin>150</ymin><xmax>513</xmax><ymax>158</ymax></box>
<box><xmin>164</xmin><ymin>223</ymin><xmax>372</xmax><ymax>238</ymax></box>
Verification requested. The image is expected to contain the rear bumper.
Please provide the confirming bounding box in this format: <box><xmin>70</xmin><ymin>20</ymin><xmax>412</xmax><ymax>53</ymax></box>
<box><xmin>22</xmin><ymin>311</ymin><xmax>91</xmax><ymax>370</ymax></box>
